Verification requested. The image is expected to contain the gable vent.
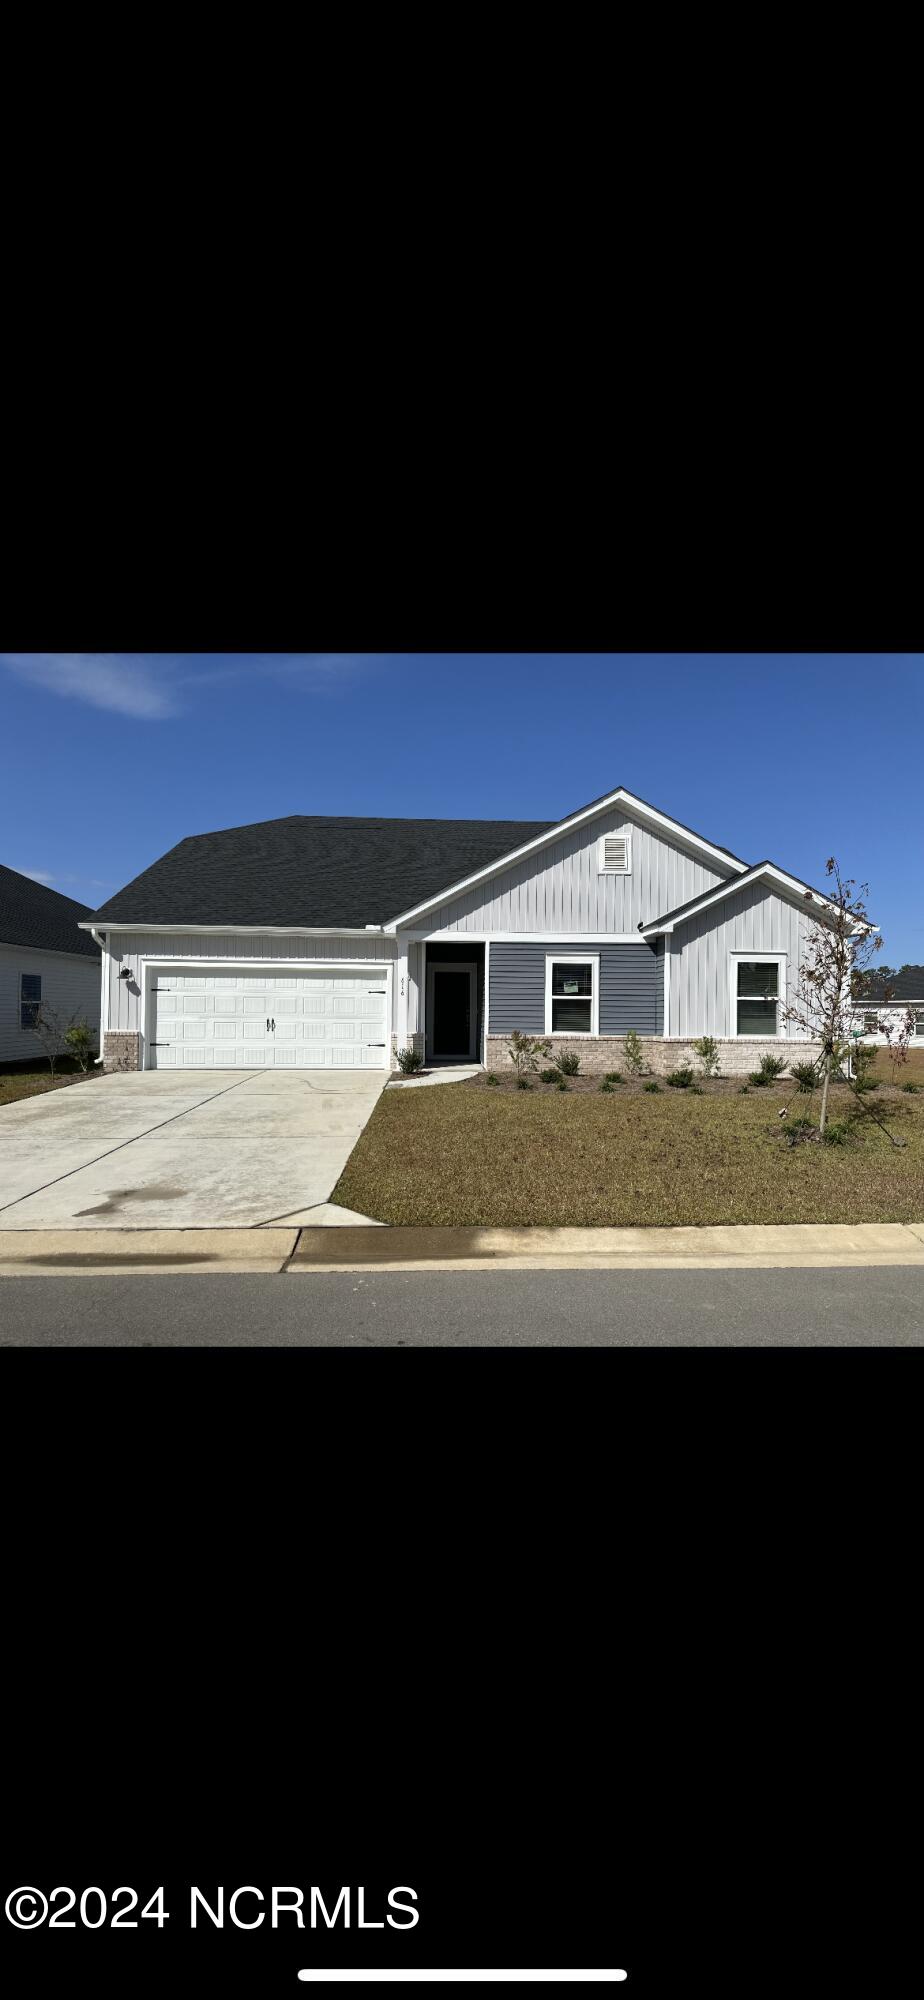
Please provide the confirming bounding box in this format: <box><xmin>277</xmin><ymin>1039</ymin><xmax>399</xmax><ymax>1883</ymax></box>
<box><xmin>600</xmin><ymin>833</ymin><xmax>630</xmax><ymax>873</ymax></box>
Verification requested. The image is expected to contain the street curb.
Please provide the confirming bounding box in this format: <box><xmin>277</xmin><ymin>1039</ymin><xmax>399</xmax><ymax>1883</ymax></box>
<box><xmin>0</xmin><ymin>1228</ymin><xmax>300</xmax><ymax>1275</ymax></box>
<box><xmin>289</xmin><ymin>1221</ymin><xmax>924</xmax><ymax>1273</ymax></box>
<box><xmin>1</xmin><ymin>1222</ymin><xmax>923</xmax><ymax>1277</ymax></box>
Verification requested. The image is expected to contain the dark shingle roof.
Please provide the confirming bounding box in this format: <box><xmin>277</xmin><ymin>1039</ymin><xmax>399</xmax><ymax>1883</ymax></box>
<box><xmin>0</xmin><ymin>864</ymin><xmax>101</xmax><ymax>959</ymax></box>
<box><xmin>88</xmin><ymin>816</ymin><xmax>554</xmax><ymax>930</ymax></box>
<box><xmin>859</xmin><ymin>968</ymin><xmax>924</xmax><ymax>1002</ymax></box>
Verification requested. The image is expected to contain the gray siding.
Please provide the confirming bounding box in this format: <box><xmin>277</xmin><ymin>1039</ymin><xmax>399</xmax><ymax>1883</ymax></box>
<box><xmin>427</xmin><ymin>809</ymin><xmax>734</xmax><ymax>934</ymax></box>
<box><xmin>670</xmin><ymin>884</ymin><xmax>818</xmax><ymax>1038</ymax></box>
<box><xmin>105</xmin><ymin>932</ymin><xmax>397</xmax><ymax>1036</ymax></box>
<box><xmin>0</xmin><ymin>942</ymin><xmax>101</xmax><ymax>1064</ymax></box>
<box><xmin>489</xmin><ymin>942</ymin><xmax>659</xmax><ymax>1035</ymax></box>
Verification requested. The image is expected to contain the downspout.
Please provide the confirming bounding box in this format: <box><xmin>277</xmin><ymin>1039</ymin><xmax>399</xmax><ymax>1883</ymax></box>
<box><xmin>90</xmin><ymin>928</ymin><xmax>108</xmax><ymax>1061</ymax></box>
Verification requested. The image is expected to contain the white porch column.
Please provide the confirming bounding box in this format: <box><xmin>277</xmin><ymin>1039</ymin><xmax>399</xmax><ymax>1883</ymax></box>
<box><xmin>396</xmin><ymin>937</ymin><xmax>410</xmax><ymax>1054</ymax></box>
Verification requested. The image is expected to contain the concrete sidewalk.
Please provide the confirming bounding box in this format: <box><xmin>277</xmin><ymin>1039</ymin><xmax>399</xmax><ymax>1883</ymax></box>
<box><xmin>1</xmin><ymin>1222</ymin><xmax>923</xmax><ymax>1275</ymax></box>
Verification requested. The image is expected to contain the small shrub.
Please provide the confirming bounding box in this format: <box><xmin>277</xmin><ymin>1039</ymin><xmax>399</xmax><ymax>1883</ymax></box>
<box><xmin>599</xmin><ymin>1079</ymin><xmax>614</xmax><ymax>1094</ymax></box>
<box><xmin>540</xmin><ymin>1068</ymin><xmax>560</xmax><ymax>1084</ymax></box>
<box><xmin>691</xmin><ymin>1035</ymin><xmax>720</xmax><ymax>1079</ymax></box>
<box><xmin>854</xmin><ymin>1076</ymin><xmax>879</xmax><ymax>1093</ymax></box>
<box><xmin>516</xmin><ymin>1076</ymin><xmax>532</xmax><ymax>1090</ymax></box>
<box><xmin>690</xmin><ymin>1083</ymin><xmax>703</xmax><ymax>1094</ymax></box>
<box><xmin>643</xmin><ymin>1079</ymin><xmax>660</xmax><ymax>1093</ymax></box>
<box><xmin>822</xmin><ymin>1118</ymin><xmax>851</xmax><ymax>1145</ymax></box>
<box><xmin>506</xmin><ymin>1030</ymin><xmax>551</xmax><ymax>1081</ymax></box>
<box><xmin>604</xmin><ymin>1070</ymin><xmax>622</xmax><ymax>1084</ymax></box>
<box><xmin>738</xmin><ymin>1084</ymin><xmax>750</xmax><ymax>1094</ymax></box>
<box><xmin>748</xmin><ymin>1072</ymin><xmax>769</xmax><ymax>1087</ymax></box>
<box><xmin>623</xmin><ymin>1030</ymin><xmax>646</xmax><ymax>1077</ymax></box>
<box><xmin>395</xmin><ymin>1045</ymin><xmax>423</xmax><ymax>1074</ymax></box>
<box><xmin>486</xmin><ymin>1073</ymin><xmax>500</xmax><ymax>1086</ymax></box>
<box><xmin>790</xmin><ymin>1060</ymin><xmax>818</xmax><ymax>1093</ymax></box>
<box><xmin>556</xmin><ymin>1078</ymin><xmax>568</xmax><ymax>1092</ymax></box>
<box><xmin>666</xmin><ymin>1066</ymin><xmax>694</xmax><ymax>1089</ymax></box>
<box><xmin>851</xmin><ymin>1044</ymin><xmax>877</xmax><ymax>1087</ymax></box>
<box><xmin>758</xmin><ymin>1052</ymin><xmax>787</xmax><ymax>1080</ymax></box>
<box><xmin>902</xmin><ymin>1081</ymin><xmax>920</xmax><ymax>1094</ymax></box>
<box><xmin>553</xmin><ymin>1048</ymin><xmax>581</xmax><ymax>1076</ymax></box>
<box><xmin>63</xmin><ymin>1020</ymin><xmax>97</xmax><ymax>1073</ymax></box>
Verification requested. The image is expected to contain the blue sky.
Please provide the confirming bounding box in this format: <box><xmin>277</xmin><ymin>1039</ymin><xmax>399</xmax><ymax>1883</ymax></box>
<box><xmin>1</xmin><ymin>652</ymin><xmax>921</xmax><ymax>963</ymax></box>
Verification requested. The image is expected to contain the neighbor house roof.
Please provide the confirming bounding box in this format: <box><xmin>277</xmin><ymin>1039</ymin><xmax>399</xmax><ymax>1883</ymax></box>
<box><xmin>86</xmin><ymin>817</ymin><xmax>555</xmax><ymax>931</ymax></box>
<box><xmin>639</xmin><ymin>861</ymin><xmax>852</xmax><ymax>935</ymax></box>
<box><xmin>0</xmin><ymin>864</ymin><xmax>101</xmax><ymax>959</ymax></box>
<box><xmin>856</xmin><ymin>968</ymin><xmax>924</xmax><ymax>1003</ymax></box>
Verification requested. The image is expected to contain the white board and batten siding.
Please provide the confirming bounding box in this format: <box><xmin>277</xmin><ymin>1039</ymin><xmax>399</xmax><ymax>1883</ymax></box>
<box><xmin>424</xmin><ymin>812</ymin><xmax>734</xmax><ymax>936</ymax></box>
<box><xmin>668</xmin><ymin>883</ymin><xmax>818</xmax><ymax>1040</ymax></box>
<box><xmin>0</xmin><ymin>943</ymin><xmax>101</xmax><ymax>1065</ymax></box>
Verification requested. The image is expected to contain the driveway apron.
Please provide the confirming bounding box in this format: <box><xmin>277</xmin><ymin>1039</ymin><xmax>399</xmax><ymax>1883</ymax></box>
<box><xmin>0</xmin><ymin>1071</ymin><xmax>386</xmax><ymax>1228</ymax></box>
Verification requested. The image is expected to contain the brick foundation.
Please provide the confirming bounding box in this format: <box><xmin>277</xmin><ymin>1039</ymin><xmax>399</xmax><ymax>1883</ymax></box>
<box><xmin>103</xmin><ymin>1031</ymin><xmax>141</xmax><ymax>1072</ymax></box>
<box><xmin>485</xmin><ymin>1036</ymin><xmax>823</xmax><ymax>1077</ymax></box>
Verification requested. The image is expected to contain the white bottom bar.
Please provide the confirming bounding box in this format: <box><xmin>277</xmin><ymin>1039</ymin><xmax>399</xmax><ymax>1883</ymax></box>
<box><xmin>296</xmin><ymin>1976</ymin><xmax>628</xmax><ymax>1985</ymax></box>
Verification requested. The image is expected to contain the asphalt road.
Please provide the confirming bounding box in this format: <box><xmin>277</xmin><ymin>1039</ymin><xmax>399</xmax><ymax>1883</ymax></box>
<box><xmin>1</xmin><ymin>1266</ymin><xmax>923</xmax><ymax>1344</ymax></box>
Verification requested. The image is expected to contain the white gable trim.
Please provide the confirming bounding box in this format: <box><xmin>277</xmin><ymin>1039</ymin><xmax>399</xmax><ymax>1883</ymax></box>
<box><xmin>383</xmin><ymin>789</ymin><xmax>747</xmax><ymax>931</ymax></box>
<box><xmin>639</xmin><ymin>863</ymin><xmax>870</xmax><ymax>935</ymax></box>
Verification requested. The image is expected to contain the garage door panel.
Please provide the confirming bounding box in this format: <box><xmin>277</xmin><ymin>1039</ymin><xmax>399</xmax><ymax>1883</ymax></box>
<box><xmin>150</xmin><ymin>966</ymin><xmax>388</xmax><ymax>1068</ymax></box>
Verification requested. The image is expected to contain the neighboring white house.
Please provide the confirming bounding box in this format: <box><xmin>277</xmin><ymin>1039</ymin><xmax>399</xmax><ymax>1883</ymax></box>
<box><xmin>851</xmin><ymin>968</ymin><xmax>924</xmax><ymax>1045</ymax></box>
<box><xmin>0</xmin><ymin>864</ymin><xmax>101</xmax><ymax>1065</ymax></box>
<box><xmin>80</xmin><ymin>787</ymin><xmax>852</xmax><ymax>1076</ymax></box>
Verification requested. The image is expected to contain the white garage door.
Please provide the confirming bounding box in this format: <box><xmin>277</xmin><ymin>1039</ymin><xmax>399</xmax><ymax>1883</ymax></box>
<box><xmin>149</xmin><ymin>969</ymin><xmax>389</xmax><ymax>1069</ymax></box>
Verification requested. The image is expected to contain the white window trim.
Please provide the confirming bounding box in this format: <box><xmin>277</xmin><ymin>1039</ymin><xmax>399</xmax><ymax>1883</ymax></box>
<box><xmin>597</xmin><ymin>830</ymin><xmax>631</xmax><ymax>875</ymax></box>
<box><xmin>544</xmin><ymin>953</ymin><xmax>600</xmax><ymax>1037</ymax></box>
<box><xmin>19</xmin><ymin>971</ymin><xmax>42</xmax><ymax>1031</ymax></box>
<box><xmin>729</xmin><ymin>952</ymin><xmax>787</xmax><ymax>1039</ymax></box>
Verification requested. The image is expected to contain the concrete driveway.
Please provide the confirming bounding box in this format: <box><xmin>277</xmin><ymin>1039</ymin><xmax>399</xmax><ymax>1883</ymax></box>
<box><xmin>0</xmin><ymin>1071</ymin><xmax>386</xmax><ymax>1228</ymax></box>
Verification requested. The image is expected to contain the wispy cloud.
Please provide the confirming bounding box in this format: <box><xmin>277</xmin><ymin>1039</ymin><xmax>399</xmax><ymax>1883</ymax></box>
<box><xmin>264</xmin><ymin>652</ymin><xmax>384</xmax><ymax>692</ymax></box>
<box><xmin>0</xmin><ymin>651</ymin><xmax>384</xmax><ymax>719</ymax></box>
<box><xmin>172</xmin><ymin>652</ymin><xmax>384</xmax><ymax>692</ymax></box>
<box><xmin>17</xmin><ymin>868</ymin><xmax>115</xmax><ymax>893</ymax></box>
<box><xmin>0</xmin><ymin>653</ymin><xmax>180</xmax><ymax>719</ymax></box>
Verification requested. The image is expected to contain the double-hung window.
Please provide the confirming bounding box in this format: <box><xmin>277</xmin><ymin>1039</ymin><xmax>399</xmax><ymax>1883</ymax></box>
<box><xmin>20</xmin><ymin>973</ymin><xmax>41</xmax><ymax>1029</ymax></box>
<box><xmin>732</xmin><ymin>956</ymin><xmax>785</xmax><ymax>1037</ymax></box>
<box><xmin>545</xmin><ymin>956</ymin><xmax>599</xmax><ymax>1036</ymax></box>
<box><xmin>914</xmin><ymin>1007</ymin><xmax>924</xmax><ymax>1039</ymax></box>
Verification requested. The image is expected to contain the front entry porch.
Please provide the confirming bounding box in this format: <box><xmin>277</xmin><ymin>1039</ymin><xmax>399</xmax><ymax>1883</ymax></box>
<box><xmin>424</xmin><ymin>942</ymin><xmax>485</xmax><ymax>1065</ymax></box>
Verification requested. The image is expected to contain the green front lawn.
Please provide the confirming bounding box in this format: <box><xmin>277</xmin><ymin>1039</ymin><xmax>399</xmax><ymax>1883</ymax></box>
<box><xmin>0</xmin><ymin>1063</ymin><xmax>100</xmax><ymax>1108</ymax></box>
<box><xmin>332</xmin><ymin>1077</ymin><xmax>924</xmax><ymax>1227</ymax></box>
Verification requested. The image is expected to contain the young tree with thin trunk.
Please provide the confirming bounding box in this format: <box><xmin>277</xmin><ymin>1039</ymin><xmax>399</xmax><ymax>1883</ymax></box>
<box><xmin>31</xmin><ymin>1003</ymin><xmax>80</xmax><ymax>1081</ymax></box>
<box><xmin>782</xmin><ymin>860</ymin><xmax>881</xmax><ymax>1137</ymax></box>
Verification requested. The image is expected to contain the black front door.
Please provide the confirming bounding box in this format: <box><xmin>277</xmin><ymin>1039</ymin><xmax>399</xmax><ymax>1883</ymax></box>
<box><xmin>432</xmin><ymin>971</ymin><xmax>472</xmax><ymax>1059</ymax></box>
